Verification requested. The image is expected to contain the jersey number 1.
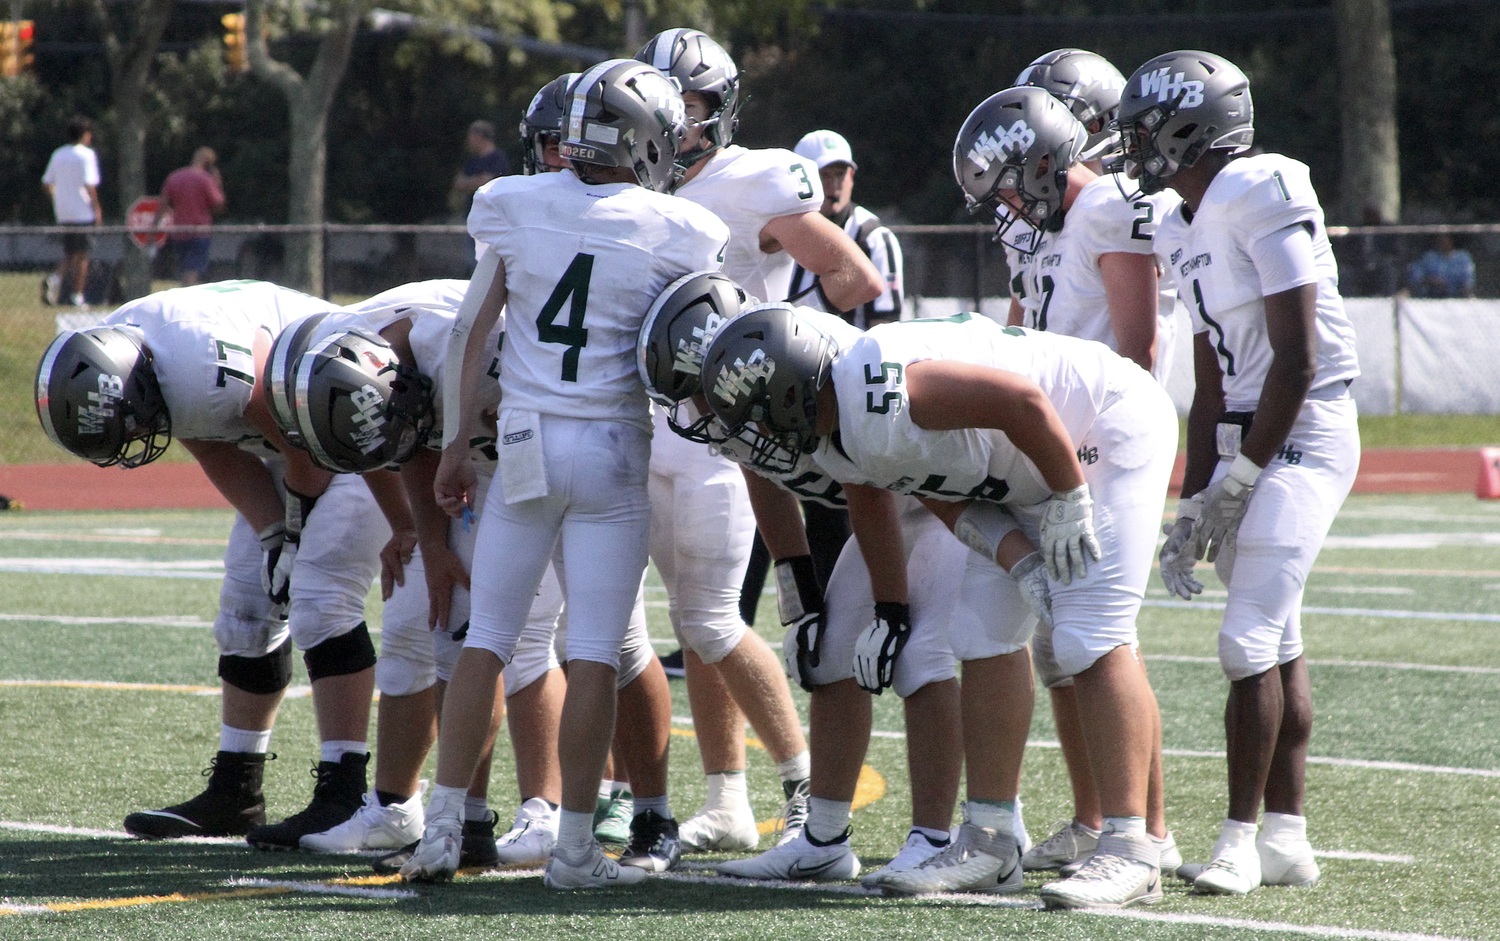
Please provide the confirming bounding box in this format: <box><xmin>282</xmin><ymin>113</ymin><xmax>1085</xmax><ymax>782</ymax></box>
<box><xmin>536</xmin><ymin>253</ymin><xmax>593</xmax><ymax>382</ymax></box>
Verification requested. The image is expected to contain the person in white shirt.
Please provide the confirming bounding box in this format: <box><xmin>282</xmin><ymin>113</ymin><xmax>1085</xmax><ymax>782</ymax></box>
<box><xmin>402</xmin><ymin>59</ymin><xmax>729</xmax><ymax>890</ymax></box>
<box><xmin>41</xmin><ymin>115</ymin><xmax>103</xmax><ymax>308</ymax></box>
<box><xmin>1122</xmin><ymin>49</ymin><xmax>1360</xmax><ymax>897</ymax></box>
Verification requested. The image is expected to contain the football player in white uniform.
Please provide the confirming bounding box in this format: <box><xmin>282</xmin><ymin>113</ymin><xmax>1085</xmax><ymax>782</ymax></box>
<box><xmin>635</xmin><ymin>28</ymin><xmax>883</xmax><ymax>854</ymax></box>
<box><xmin>35</xmin><ymin>281</ymin><xmax>391</xmax><ymax>849</ymax></box>
<box><xmin>640</xmin><ymin>274</ymin><xmax>1050</xmax><ymax>886</ymax></box>
<box><xmin>702</xmin><ymin>306</ymin><xmax>1177</xmax><ymax>909</ymax></box>
<box><xmin>405</xmin><ymin>59</ymin><xmax>729</xmax><ymax>890</ymax></box>
<box><xmin>1120</xmin><ymin>50</ymin><xmax>1360</xmax><ymax>896</ymax></box>
<box><xmin>955</xmin><ymin>84</ymin><xmax>1181</xmax><ymax>876</ymax></box>
<box><xmin>267</xmin><ymin>277</ymin><xmax>673</xmax><ymax>872</ymax></box>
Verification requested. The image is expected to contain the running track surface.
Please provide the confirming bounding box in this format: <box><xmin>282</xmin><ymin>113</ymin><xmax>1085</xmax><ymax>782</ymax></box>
<box><xmin>0</xmin><ymin>448</ymin><xmax>1491</xmax><ymax>511</ymax></box>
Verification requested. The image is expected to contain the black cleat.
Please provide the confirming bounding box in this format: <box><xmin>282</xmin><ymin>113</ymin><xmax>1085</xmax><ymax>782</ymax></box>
<box><xmin>124</xmin><ymin>751</ymin><xmax>270</xmax><ymax>839</ymax></box>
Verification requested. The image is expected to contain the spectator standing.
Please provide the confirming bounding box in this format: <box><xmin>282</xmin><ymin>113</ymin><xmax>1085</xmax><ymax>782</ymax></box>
<box><xmin>448</xmin><ymin>120</ymin><xmax>511</xmax><ymax>216</ymax></box>
<box><xmin>41</xmin><ymin>116</ymin><xmax>103</xmax><ymax>308</ymax></box>
<box><xmin>1405</xmin><ymin>232</ymin><xmax>1475</xmax><ymax>297</ymax></box>
<box><xmin>156</xmin><ymin>147</ymin><xmax>226</xmax><ymax>286</ymax></box>
<box><xmin>788</xmin><ymin>130</ymin><xmax>904</xmax><ymax>329</ymax></box>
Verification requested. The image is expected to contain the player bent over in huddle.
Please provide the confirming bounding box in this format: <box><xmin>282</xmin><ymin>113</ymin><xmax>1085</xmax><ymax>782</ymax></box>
<box><xmin>35</xmin><ymin>280</ymin><xmax>391</xmax><ymax>848</ymax></box>
<box><xmin>639</xmin><ymin>274</ymin><xmax>1054</xmax><ymax>887</ymax></box>
<box><xmin>702</xmin><ymin>305</ymin><xmax>1177</xmax><ymax>909</ymax></box>
<box><xmin>400</xmin><ymin>59</ymin><xmax>728</xmax><ymax>889</ymax></box>
<box><xmin>1120</xmin><ymin>50</ymin><xmax>1359</xmax><ymax>896</ymax></box>
<box><xmin>265</xmin><ymin>278</ymin><xmax>675</xmax><ymax>873</ymax></box>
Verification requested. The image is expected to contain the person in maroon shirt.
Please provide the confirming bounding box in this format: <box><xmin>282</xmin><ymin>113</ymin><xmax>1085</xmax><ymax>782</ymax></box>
<box><xmin>155</xmin><ymin>147</ymin><xmax>226</xmax><ymax>285</ymax></box>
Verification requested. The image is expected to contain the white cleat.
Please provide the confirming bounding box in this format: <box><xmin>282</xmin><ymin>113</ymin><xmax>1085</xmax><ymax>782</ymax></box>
<box><xmin>1193</xmin><ymin>841</ymin><xmax>1262</xmax><ymax>896</ymax></box>
<box><xmin>1061</xmin><ymin>829</ymin><xmax>1182</xmax><ymax>879</ymax></box>
<box><xmin>1022</xmin><ymin>819</ymin><xmax>1100</xmax><ymax>871</ymax></box>
<box><xmin>543</xmin><ymin>841</ymin><xmax>647</xmax><ymax>889</ymax></box>
<box><xmin>716</xmin><ymin>829</ymin><xmax>859</xmax><ymax>882</ymax></box>
<box><xmin>860</xmin><ymin>829</ymin><xmax>950</xmax><ymax>887</ymax></box>
<box><xmin>678</xmin><ymin>801</ymin><xmax>760</xmax><ymax>854</ymax></box>
<box><xmin>494</xmin><ymin>797</ymin><xmax>558</xmax><ymax>867</ymax></box>
<box><xmin>879</xmin><ymin>823</ymin><xmax>1022</xmax><ymax>897</ymax></box>
<box><xmin>301</xmin><ymin>786</ymin><xmax>425</xmax><ymax>853</ymax></box>
<box><xmin>1039</xmin><ymin>831</ymin><xmax>1163</xmax><ymax>910</ymax></box>
<box><xmin>398</xmin><ymin>814</ymin><xmax>463</xmax><ymax>883</ymax></box>
<box><xmin>1258</xmin><ymin>837</ymin><xmax>1320</xmax><ymax>887</ymax></box>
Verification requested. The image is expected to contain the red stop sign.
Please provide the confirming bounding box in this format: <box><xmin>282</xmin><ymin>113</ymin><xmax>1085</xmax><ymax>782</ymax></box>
<box><xmin>127</xmin><ymin>196</ymin><xmax>169</xmax><ymax>249</ymax></box>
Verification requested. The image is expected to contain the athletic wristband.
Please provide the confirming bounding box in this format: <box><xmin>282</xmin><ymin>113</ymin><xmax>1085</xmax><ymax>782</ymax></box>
<box><xmin>1225</xmin><ymin>453</ymin><xmax>1264</xmax><ymax>493</ymax></box>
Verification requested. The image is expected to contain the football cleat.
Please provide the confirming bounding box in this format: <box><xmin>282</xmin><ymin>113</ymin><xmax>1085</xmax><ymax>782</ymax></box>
<box><xmin>246</xmin><ymin>752</ymin><xmax>367</xmax><ymax>850</ymax></box>
<box><xmin>543</xmin><ymin>840</ymin><xmax>648</xmax><ymax>889</ymax></box>
<box><xmin>878</xmin><ymin>823</ymin><xmax>1022</xmax><ymax>896</ymax></box>
<box><xmin>619</xmin><ymin>810</ymin><xmax>681</xmax><ymax>872</ymax></box>
<box><xmin>123</xmin><ymin>751</ymin><xmax>268</xmax><ymax>839</ymax></box>
<box><xmin>300</xmin><ymin>786</ymin><xmax>424</xmax><ymax>853</ymax></box>
<box><xmin>717</xmin><ymin>828</ymin><xmax>860</xmax><ymax>882</ymax></box>
<box><xmin>1022</xmin><ymin>819</ymin><xmax>1100</xmax><ymax>871</ymax></box>
<box><xmin>1061</xmin><ymin>829</ymin><xmax>1181</xmax><ymax>878</ymax></box>
<box><xmin>398</xmin><ymin>814</ymin><xmax>463</xmax><ymax>883</ymax></box>
<box><xmin>860</xmin><ymin>829</ymin><xmax>950</xmax><ymax>887</ymax></box>
<box><xmin>1040</xmin><ymin>831</ymin><xmax>1163</xmax><ymax>909</ymax></box>
<box><xmin>775</xmin><ymin>778</ymin><xmax>811</xmax><ymax>846</ymax></box>
<box><xmin>1193</xmin><ymin>840</ymin><xmax>1263</xmax><ymax>895</ymax></box>
<box><xmin>1258</xmin><ymin>837</ymin><xmax>1320</xmax><ymax>887</ymax></box>
<box><xmin>678</xmin><ymin>799</ymin><xmax>759</xmax><ymax>853</ymax></box>
<box><xmin>496</xmin><ymin>797</ymin><xmax>559</xmax><ymax>867</ymax></box>
<box><xmin>593</xmin><ymin>790</ymin><xmax>633</xmax><ymax>845</ymax></box>
<box><xmin>371</xmin><ymin>811</ymin><xmax>499</xmax><ymax>874</ymax></box>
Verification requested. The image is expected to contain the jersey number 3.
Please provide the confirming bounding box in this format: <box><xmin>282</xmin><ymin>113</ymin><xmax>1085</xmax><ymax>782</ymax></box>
<box><xmin>536</xmin><ymin>253</ymin><xmax>593</xmax><ymax>382</ymax></box>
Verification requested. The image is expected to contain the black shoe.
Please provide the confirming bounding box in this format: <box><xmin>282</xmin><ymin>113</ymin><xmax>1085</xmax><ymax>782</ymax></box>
<box><xmin>659</xmin><ymin>648</ymin><xmax>685</xmax><ymax>679</ymax></box>
<box><xmin>461</xmin><ymin>809</ymin><xmax>500</xmax><ymax>868</ymax></box>
<box><xmin>619</xmin><ymin>810</ymin><xmax>681</xmax><ymax>872</ymax></box>
<box><xmin>371</xmin><ymin>810</ymin><xmax>501</xmax><ymax>874</ymax></box>
<box><xmin>124</xmin><ymin>751</ymin><xmax>271</xmax><ymax>839</ymax></box>
<box><xmin>246</xmin><ymin>752</ymin><xmax>368</xmax><ymax>850</ymax></box>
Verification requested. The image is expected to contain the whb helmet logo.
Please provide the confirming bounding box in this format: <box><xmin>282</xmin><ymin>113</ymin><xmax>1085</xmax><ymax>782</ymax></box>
<box><xmin>966</xmin><ymin>121</ymin><xmax>1036</xmax><ymax>172</ymax></box>
<box><xmin>673</xmin><ymin>311</ymin><xmax>728</xmax><ymax>375</ymax></box>
<box><xmin>349</xmin><ymin>384</ymin><xmax>388</xmax><ymax>455</ymax></box>
<box><xmin>1138</xmin><ymin>67</ymin><xmax>1205</xmax><ymax>108</ymax></box>
<box><xmin>712</xmin><ymin>348</ymin><xmax>776</xmax><ymax>409</ymax></box>
<box><xmin>78</xmin><ymin>373</ymin><xmax>125</xmax><ymax>435</ymax></box>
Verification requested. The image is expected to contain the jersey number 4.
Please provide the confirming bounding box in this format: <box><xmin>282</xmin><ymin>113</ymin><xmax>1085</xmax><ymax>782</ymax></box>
<box><xmin>536</xmin><ymin>253</ymin><xmax>593</xmax><ymax>382</ymax></box>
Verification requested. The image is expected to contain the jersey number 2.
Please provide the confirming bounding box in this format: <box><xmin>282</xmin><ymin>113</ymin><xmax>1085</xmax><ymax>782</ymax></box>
<box><xmin>536</xmin><ymin>253</ymin><xmax>593</xmax><ymax>382</ymax></box>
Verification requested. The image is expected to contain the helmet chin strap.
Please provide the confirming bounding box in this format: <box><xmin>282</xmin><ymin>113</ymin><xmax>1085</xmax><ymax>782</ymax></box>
<box><xmin>679</xmin><ymin>139</ymin><xmax>718</xmax><ymax>170</ymax></box>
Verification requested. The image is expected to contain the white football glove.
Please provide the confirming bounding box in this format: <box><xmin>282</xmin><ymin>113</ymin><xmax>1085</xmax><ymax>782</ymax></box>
<box><xmin>1010</xmin><ymin>551</ymin><xmax>1054</xmax><ymax>627</ymax></box>
<box><xmin>1159</xmin><ymin>495</ymin><xmax>1204</xmax><ymax>600</ymax></box>
<box><xmin>852</xmin><ymin>602</ymin><xmax>911</xmax><ymax>695</ymax></box>
<box><xmin>1040</xmin><ymin>484</ymin><xmax>1102</xmax><ymax>585</ymax></box>
<box><xmin>1197</xmin><ymin>454</ymin><xmax>1261</xmax><ymax>562</ymax></box>
<box><xmin>265</xmin><ymin>488</ymin><xmax>318</xmax><ymax>608</ymax></box>
<box><xmin>775</xmin><ymin>555</ymin><xmax>825</xmax><ymax>692</ymax></box>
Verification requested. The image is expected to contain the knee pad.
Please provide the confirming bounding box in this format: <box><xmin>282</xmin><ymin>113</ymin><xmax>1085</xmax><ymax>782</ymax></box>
<box><xmin>219</xmin><ymin>638</ymin><xmax>294</xmax><ymax>695</ymax></box>
<box><xmin>674</xmin><ymin>617</ymin><xmax>745</xmax><ymax>665</ymax></box>
<box><xmin>303</xmin><ymin>622</ymin><xmax>377</xmax><ymax>682</ymax></box>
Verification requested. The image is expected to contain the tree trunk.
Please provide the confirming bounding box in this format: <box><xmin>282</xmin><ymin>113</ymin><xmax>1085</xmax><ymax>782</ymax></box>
<box><xmin>94</xmin><ymin>0</ymin><xmax>174</xmax><ymax>299</ymax></box>
<box><xmin>246</xmin><ymin>0</ymin><xmax>362</xmax><ymax>296</ymax></box>
<box><xmin>1335</xmin><ymin>0</ymin><xmax>1400</xmax><ymax>224</ymax></box>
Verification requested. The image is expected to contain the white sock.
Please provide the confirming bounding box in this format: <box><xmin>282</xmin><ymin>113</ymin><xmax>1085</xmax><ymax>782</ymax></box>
<box><xmin>704</xmin><ymin>770</ymin><xmax>748</xmax><ymax>809</ymax></box>
<box><xmin>464</xmin><ymin>796</ymin><xmax>490</xmax><ymax>823</ymax></box>
<box><xmin>634</xmin><ymin>794</ymin><xmax>671</xmax><ymax>819</ymax></box>
<box><xmin>1103</xmin><ymin>815</ymin><xmax>1147</xmax><ymax>837</ymax></box>
<box><xmin>911</xmin><ymin>825</ymin><xmax>950</xmax><ymax>846</ymax></box>
<box><xmin>319</xmin><ymin>740</ymin><xmax>367</xmax><ymax>763</ymax></box>
<box><xmin>219</xmin><ymin>725</ymin><xmax>271</xmax><ymax>754</ymax></box>
<box><xmin>1259</xmin><ymin>812</ymin><xmax>1307</xmax><ymax>844</ymax></box>
<box><xmin>775</xmin><ymin>751</ymin><xmax>811</xmax><ymax>784</ymax></box>
<box><xmin>964</xmin><ymin>799</ymin><xmax>1015</xmax><ymax>834</ymax></box>
<box><xmin>1213</xmin><ymin>817</ymin><xmax>1259</xmax><ymax>856</ymax></box>
<box><xmin>597</xmin><ymin>779</ymin><xmax>614</xmax><ymax>801</ymax></box>
<box><xmin>557</xmin><ymin>809</ymin><xmax>595</xmax><ymax>856</ymax></box>
<box><xmin>805</xmin><ymin>797</ymin><xmax>851</xmax><ymax>843</ymax></box>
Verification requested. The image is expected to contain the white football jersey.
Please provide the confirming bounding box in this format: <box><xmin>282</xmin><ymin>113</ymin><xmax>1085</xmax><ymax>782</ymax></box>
<box><xmin>1155</xmin><ymin>153</ymin><xmax>1359</xmax><ymax>410</ymax></box>
<box><xmin>102</xmin><ymin>280</ymin><xmax>338</xmax><ymax>443</ymax></box>
<box><xmin>813</xmin><ymin>314</ymin><xmax>1134</xmax><ymax>507</ymax></box>
<box><xmin>1008</xmin><ymin>174</ymin><xmax>1180</xmax><ymax>378</ymax></box>
<box><xmin>469</xmin><ymin>171</ymin><xmax>728</xmax><ymax>429</ymax></box>
<box><xmin>675</xmin><ymin>144</ymin><xmax>823</xmax><ymax>304</ymax></box>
